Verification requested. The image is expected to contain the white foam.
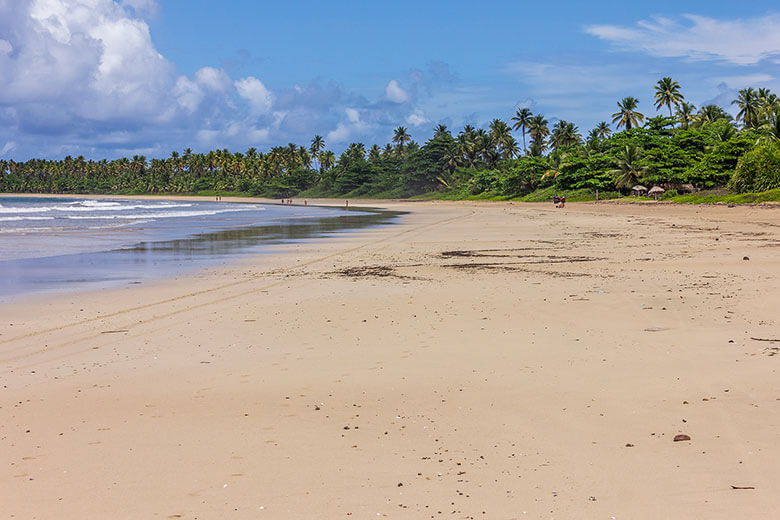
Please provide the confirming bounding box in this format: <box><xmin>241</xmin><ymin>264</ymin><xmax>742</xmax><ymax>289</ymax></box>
<box><xmin>0</xmin><ymin>206</ymin><xmax>52</xmax><ymax>214</ymax></box>
<box><xmin>0</xmin><ymin>216</ymin><xmax>56</xmax><ymax>222</ymax></box>
<box><xmin>67</xmin><ymin>208</ymin><xmax>251</xmax><ymax>220</ymax></box>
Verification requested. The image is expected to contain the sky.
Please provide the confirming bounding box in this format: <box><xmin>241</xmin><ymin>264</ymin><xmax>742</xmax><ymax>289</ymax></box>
<box><xmin>1</xmin><ymin>0</ymin><xmax>780</xmax><ymax>160</ymax></box>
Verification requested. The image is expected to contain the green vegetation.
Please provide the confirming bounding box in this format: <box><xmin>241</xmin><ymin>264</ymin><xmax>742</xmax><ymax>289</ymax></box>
<box><xmin>2</xmin><ymin>81</ymin><xmax>780</xmax><ymax>204</ymax></box>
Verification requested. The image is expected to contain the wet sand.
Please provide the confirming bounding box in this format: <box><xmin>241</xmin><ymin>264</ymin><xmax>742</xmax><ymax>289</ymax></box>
<box><xmin>1</xmin><ymin>199</ymin><xmax>779</xmax><ymax>519</ymax></box>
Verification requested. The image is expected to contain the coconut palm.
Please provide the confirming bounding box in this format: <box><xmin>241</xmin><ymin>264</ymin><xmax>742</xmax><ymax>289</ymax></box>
<box><xmin>608</xmin><ymin>144</ymin><xmax>650</xmax><ymax>189</ymax></box>
<box><xmin>549</xmin><ymin>120</ymin><xmax>582</xmax><ymax>150</ymax></box>
<box><xmin>368</xmin><ymin>144</ymin><xmax>382</xmax><ymax>162</ymax></box>
<box><xmin>319</xmin><ymin>150</ymin><xmax>335</xmax><ymax>171</ymax></box>
<box><xmin>675</xmin><ymin>102</ymin><xmax>697</xmax><ymax>129</ymax></box>
<box><xmin>310</xmin><ymin>135</ymin><xmax>324</xmax><ymax>156</ymax></box>
<box><xmin>392</xmin><ymin>126</ymin><xmax>411</xmax><ymax>155</ymax></box>
<box><xmin>612</xmin><ymin>97</ymin><xmax>644</xmax><ymax>130</ymax></box>
<box><xmin>511</xmin><ymin>107</ymin><xmax>533</xmax><ymax>155</ymax></box>
<box><xmin>732</xmin><ymin>88</ymin><xmax>760</xmax><ymax>129</ymax></box>
<box><xmin>654</xmin><ymin>77</ymin><xmax>684</xmax><ymax>117</ymax></box>
<box><xmin>756</xmin><ymin>89</ymin><xmax>779</xmax><ymax>127</ymax></box>
<box><xmin>489</xmin><ymin>119</ymin><xmax>516</xmax><ymax>159</ymax></box>
<box><xmin>594</xmin><ymin>121</ymin><xmax>611</xmax><ymax>139</ymax></box>
<box><xmin>527</xmin><ymin>115</ymin><xmax>549</xmax><ymax>156</ymax></box>
<box><xmin>586</xmin><ymin>128</ymin><xmax>603</xmax><ymax>152</ymax></box>
<box><xmin>758</xmin><ymin>110</ymin><xmax>780</xmax><ymax>143</ymax></box>
<box><xmin>433</xmin><ymin>124</ymin><xmax>450</xmax><ymax>138</ymax></box>
<box><xmin>694</xmin><ymin>104</ymin><xmax>732</xmax><ymax>127</ymax></box>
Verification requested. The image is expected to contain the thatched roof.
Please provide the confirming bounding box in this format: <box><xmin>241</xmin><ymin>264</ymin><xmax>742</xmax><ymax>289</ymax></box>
<box><xmin>632</xmin><ymin>185</ymin><xmax>648</xmax><ymax>192</ymax></box>
<box><xmin>648</xmin><ymin>186</ymin><xmax>665</xmax><ymax>194</ymax></box>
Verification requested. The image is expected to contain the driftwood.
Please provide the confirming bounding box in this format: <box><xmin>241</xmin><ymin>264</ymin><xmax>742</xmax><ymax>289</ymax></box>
<box><xmin>750</xmin><ymin>337</ymin><xmax>780</xmax><ymax>342</ymax></box>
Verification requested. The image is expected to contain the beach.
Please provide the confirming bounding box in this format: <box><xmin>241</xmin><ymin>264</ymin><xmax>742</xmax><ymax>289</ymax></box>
<box><xmin>1</xmin><ymin>199</ymin><xmax>779</xmax><ymax>519</ymax></box>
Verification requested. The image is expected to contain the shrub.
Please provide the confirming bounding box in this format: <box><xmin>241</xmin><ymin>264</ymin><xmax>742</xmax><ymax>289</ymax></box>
<box><xmin>730</xmin><ymin>142</ymin><xmax>780</xmax><ymax>193</ymax></box>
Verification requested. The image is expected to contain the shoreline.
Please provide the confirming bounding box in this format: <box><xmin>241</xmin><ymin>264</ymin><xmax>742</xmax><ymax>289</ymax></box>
<box><xmin>1</xmin><ymin>200</ymin><xmax>779</xmax><ymax>518</ymax></box>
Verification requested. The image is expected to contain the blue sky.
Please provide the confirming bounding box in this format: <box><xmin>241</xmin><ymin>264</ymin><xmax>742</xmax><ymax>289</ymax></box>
<box><xmin>1</xmin><ymin>0</ymin><xmax>780</xmax><ymax>159</ymax></box>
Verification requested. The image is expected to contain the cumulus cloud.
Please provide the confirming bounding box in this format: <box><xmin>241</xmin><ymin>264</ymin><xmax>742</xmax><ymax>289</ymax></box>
<box><xmin>0</xmin><ymin>2</ymin><xmax>463</xmax><ymax>158</ymax></box>
<box><xmin>327</xmin><ymin>107</ymin><xmax>365</xmax><ymax>144</ymax></box>
<box><xmin>385</xmin><ymin>80</ymin><xmax>409</xmax><ymax>103</ymax></box>
<box><xmin>235</xmin><ymin>76</ymin><xmax>274</xmax><ymax>115</ymax></box>
<box><xmin>195</xmin><ymin>67</ymin><xmax>233</xmax><ymax>92</ymax></box>
<box><xmin>585</xmin><ymin>14</ymin><xmax>780</xmax><ymax>65</ymax></box>
<box><xmin>406</xmin><ymin>109</ymin><xmax>428</xmax><ymax>127</ymax></box>
<box><xmin>0</xmin><ymin>0</ymin><xmax>286</xmax><ymax>157</ymax></box>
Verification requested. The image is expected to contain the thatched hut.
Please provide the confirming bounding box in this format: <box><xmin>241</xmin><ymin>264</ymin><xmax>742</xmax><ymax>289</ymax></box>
<box><xmin>648</xmin><ymin>185</ymin><xmax>665</xmax><ymax>200</ymax></box>
<box><xmin>631</xmin><ymin>185</ymin><xmax>648</xmax><ymax>196</ymax></box>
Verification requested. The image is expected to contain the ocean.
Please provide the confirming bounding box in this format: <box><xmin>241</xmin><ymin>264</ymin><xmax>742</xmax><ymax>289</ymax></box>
<box><xmin>0</xmin><ymin>196</ymin><xmax>399</xmax><ymax>300</ymax></box>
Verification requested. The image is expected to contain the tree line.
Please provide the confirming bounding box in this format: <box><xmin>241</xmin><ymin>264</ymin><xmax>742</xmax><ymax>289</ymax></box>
<box><xmin>2</xmin><ymin>80</ymin><xmax>779</xmax><ymax>199</ymax></box>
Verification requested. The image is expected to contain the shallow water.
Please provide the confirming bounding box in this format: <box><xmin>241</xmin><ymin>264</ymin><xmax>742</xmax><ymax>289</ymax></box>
<box><xmin>0</xmin><ymin>197</ymin><xmax>401</xmax><ymax>300</ymax></box>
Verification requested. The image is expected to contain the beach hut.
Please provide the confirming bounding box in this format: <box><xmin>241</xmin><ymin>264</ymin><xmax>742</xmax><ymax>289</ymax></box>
<box><xmin>648</xmin><ymin>185</ymin><xmax>665</xmax><ymax>200</ymax></box>
<box><xmin>631</xmin><ymin>185</ymin><xmax>648</xmax><ymax>197</ymax></box>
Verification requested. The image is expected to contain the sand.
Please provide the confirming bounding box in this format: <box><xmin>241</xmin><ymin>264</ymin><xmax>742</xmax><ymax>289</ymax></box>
<box><xmin>1</xmin><ymin>199</ymin><xmax>779</xmax><ymax>519</ymax></box>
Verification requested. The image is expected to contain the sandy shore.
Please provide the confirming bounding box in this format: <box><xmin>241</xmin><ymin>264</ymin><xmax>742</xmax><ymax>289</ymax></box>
<box><xmin>2</xmin><ymin>199</ymin><xmax>779</xmax><ymax>519</ymax></box>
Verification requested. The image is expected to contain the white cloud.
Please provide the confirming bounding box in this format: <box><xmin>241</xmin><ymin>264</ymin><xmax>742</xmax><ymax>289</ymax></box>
<box><xmin>345</xmin><ymin>107</ymin><xmax>360</xmax><ymax>123</ymax></box>
<box><xmin>235</xmin><ymin>76</ymin><xmax>274</xmax><ymax>115</ymax></box>
<box><xmin>406</xmin><ymin>109</ymin><xmax>428</xmax><ymax>127</ymax></box>
<box><xmin>173</xmin><ymin>77</ymin><xmax>204</xmax><ymax>113</ymax></box>
<box><xmin>195</xmin><ymin>67</ymin><xmax>232</xmax><ymax>92</ymax></box>
<box><xmin>712</xmin><ymin>74</ymin><xmax>774</xmax><ymax>88</ymax></box>
<box><xmin>585</xmin><ymin>14</ymin><xmax>780</xmax><ymax>65</ymax></box>
<box><xmin>326</xmin><ymin>107</ymin><xmax>366</xmax><ymax>143</ymax></box>
<box><xmin>1</xmin><ymin>141</ymin><xmax>17</xmax><ymax>155</ymax></box>
<box><xmin>505</xmin><ymin>60</ymin><xmax>649</xmax><ymax>95</ymax></box>
<box><xmin>326</xmin><ymin>123</ymin><xmax>352</xmax><ymax>143</ymax></box>
<box><xmin>385</xmin><ymin>79</ymin><xmax>409</xmax><ymax>103</ymax></box>
<box><xmin>0</xmin><ymin>1</ymin><xmax>464</xmax><ymax>158</ymax></box>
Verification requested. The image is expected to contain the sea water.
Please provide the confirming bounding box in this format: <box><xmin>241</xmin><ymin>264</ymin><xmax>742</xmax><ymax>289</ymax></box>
<box><xmin>0</xmin><ymin>196</ymin><xmax>399</xmax><ymax>300</ymax></box>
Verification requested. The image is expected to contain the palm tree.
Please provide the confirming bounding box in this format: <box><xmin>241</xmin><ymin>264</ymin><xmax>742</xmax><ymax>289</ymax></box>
<box><xmin>433</xmin><ymin>124</ymin><xmax>450</xmax><ymax>138</ymax></box>
<box><xmin>654</xmin><ymin>77</ymin><xmax>684</xmax><ymax>118</ymax></box>
<box><xmin>757</xmin><ymin>89</ymin><xmax>779</xmax><ymax>127</ymax></box>
<box><xmin>392</xmin><ymin>126</ymin><xmax>411</xmax><ymax>155</ymax></box>
<box><xmin>757</xmin><ymin>109</ymin><xmax>780</xmax><ymax>143</ymax></box>
<box><xmin>527</xmin><ymin>115</ymin><xmax>549</xmax><ymax>156</ymax></box>
<box><xmin>368</xmin><ymin>144</ymin><xmax>382</xmax><ymax>162</ymax></box>
<box><xmin>319</xmin><ymin>150</ymin><xmax>335</xmax><ymax>171</ymax></box>
<box><xmin>594</xmin><ymin>121</ymin><xmax>611</xmax><ymax>139</ymax></box>
<box><xmin>586</xmin><ymin>128</ymin><xmax>603</xmax><ymax>153</ymax></box>
<box><xmin>675</xmin><ymin>102</ymin><xmax>697</xmax><ymax>129</ymax></box>
<box><xmin>695</xmin><ymin>104</ymin><xmax>732</xmax><ymax>127</ymax></box>
<box><xmin>489</xmin><ymin>119</ymin><xmax>515</xmax><ymax>159</ymax></box>
<box><xmin>511</xmin><ymin>107</ymin><xmax>533</xmax><ymax>155</ymax></box>
<box><xmin>608</xmin><ymin>144</ymin><xmax>650</xmax><ymax>189</ymax></box>
<box><xmin>612</xmin><ymin>97</ymin><xmax>644</xmax><ymax>130</ymax></box>
<box><xmin>310</xmin><ymin>135</ymin><xmax>324</xmax><ymax>169</ymax></box>
<box><xmin>549</xmin><ymin>120</ymin><xmax>582</xmax><ymax>150</ymax></box>
<box><xmin>732</xmin><ymin>88</ymin><xmax>759</xmax><ymax>129</ymax></box>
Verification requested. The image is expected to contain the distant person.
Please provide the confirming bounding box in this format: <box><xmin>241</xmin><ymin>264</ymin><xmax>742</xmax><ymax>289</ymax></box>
<box><xmin>553</xmin><ymin>195</ymin><xmax>560</xmax><ymax>208</ymax></box>
<box><xmin>345</xmin><ymin>200</ymin><xmax>349</xmax><ymax>210</ymax></box>
<box><xmin>559</xmin><ymin>196</ymin><xmax>566</xmax><ymax>208</ymax></box>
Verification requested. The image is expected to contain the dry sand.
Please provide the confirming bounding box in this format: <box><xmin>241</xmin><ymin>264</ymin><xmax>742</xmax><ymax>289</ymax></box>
<box><xmin>1</xmin><ymin>200</ymin><xmax>779</xmax><ymax>519</ymax></box>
